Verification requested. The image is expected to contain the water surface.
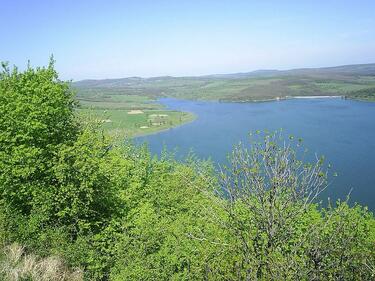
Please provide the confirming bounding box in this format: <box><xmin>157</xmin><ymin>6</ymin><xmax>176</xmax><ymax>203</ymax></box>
<box><xmin>137</xmin><ymin>98</ymin><xmax>375</xmax><ymax>210</ymax></box>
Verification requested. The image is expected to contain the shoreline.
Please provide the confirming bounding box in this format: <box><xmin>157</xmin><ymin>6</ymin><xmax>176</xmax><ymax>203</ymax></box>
<box><xmin>132</xmin><ymin>111</ymin><xmax>197</xmax><ymax>138</ymax></box>
<box><xmin>218</xmin><ymin>95</ymin><xmax>344</xmax><ymax>104</ymax></box>
<box><xmin>290</xmin><ymin>95</ymin><xmax>342</xmax><ymax>99</ymax></box>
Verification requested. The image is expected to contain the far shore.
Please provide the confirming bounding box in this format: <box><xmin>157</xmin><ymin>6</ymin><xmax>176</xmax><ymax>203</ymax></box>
<box><xmin>290</xmin><ymin>95</ymin><xmax>342</xmax><ymax>99</ymax></box>
<box><xmin>219</xmin><ymin>95</ymin><xmax>344</xmax><ymax>104</ymax></box>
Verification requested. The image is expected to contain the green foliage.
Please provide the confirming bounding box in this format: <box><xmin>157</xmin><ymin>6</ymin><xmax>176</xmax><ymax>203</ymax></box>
<box><xmin>303</xmin><ymin>202</ymin><xmax>375</xmax><ymax>280</ymax></box>
<box><xmin>0</xmin><ymin>61</ymin><xmax>374</xmax><ymax>280</ymax></box>
<box><xmin>110</xmin><ymin>158</ymin><xmax>226</xmax><ymax>280</ymax></box>
<box><xmin>0</xmin><ymin>58</ymin><xmax>78</xmax><ymax>217</ymax></box>
<box><xmin>0</xmin><ymin>60</ymin><xmax>127</xmax><ymax>279</ymax></box>
<box><xmin>347</xmin><ymin>87</ymin><xmax>375</xmax><ymax>101</ymax></box>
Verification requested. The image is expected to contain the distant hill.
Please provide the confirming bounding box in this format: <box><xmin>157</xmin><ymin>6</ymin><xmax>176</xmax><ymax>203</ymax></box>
<box><xmin>72</xmin><ymin>63</ymin><xmax>375</xmax><ymax>104</ymax></box>
<box><xmin>73</xmin><ymin>63</ymin><xmax>375</xmax><ymax>87</ymax></box>
<box><xmin>202</xmin><ymin>69</ymin><xmax>281</xmax><ymax>79</ymax></box>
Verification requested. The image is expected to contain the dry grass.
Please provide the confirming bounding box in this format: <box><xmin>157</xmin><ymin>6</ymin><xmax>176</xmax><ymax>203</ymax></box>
<box><xmin>0</xmin><ymin>243</ymin><xmax>83</xmax><ymax>281</ymax></box>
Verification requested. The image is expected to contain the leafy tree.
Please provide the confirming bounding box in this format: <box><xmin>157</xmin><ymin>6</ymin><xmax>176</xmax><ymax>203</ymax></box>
<box><xmin>0</xmin><ymin>60</ymin><xmax>126</xmax><ymax>279</ymax></box>
<box><xmin>0</xmin><ymin>58</ymin><xmax>78</xmax><ymax>219</ymax></box>
<box><xmin>213</xmin><ymin>131</ymin><xmax>375</xmax><ymax>280</ymax></box>
<box><xmin>110</xmin><ymin>155</ymin><xmax>226</xmax><ymax>280</ymax></box>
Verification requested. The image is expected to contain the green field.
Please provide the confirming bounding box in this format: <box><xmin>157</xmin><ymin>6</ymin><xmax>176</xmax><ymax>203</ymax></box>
<box><xmin>78</xmin><ymin>108</ymin><xmax>196</xmax><ymax>137</ymax></box>
<box><xmin>76</xmin><ymin>86</ymin><xmax>196</xmax><ymax>137</ymax></box>
<box><xmin>76</xmin><ymin>88</ymin><xmax>162</xmax><ymax>109</ymax></box>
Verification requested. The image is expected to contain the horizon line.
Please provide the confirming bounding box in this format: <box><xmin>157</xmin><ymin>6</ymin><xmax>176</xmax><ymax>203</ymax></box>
<box><xmin>71</xmin><ymin>62</ymin><xmax>375</xmax><ymax>82</ymax></box>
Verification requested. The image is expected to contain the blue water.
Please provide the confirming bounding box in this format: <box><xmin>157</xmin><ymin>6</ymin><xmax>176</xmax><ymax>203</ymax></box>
<box><xmin>137</xmin><ymin>98</ymin><xmax>375</xmax><ymax>210</ymax></box>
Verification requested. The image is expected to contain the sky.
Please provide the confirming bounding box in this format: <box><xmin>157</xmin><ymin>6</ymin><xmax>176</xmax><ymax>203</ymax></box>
<box><xmin>1</xmin><ymin>0</ymin><xmax>375</xmax><ymax>80</ymax></box>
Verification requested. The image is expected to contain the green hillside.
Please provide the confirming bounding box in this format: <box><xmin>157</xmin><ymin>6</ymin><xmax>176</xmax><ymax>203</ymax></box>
<box><xmin>73</xmin><ymin>63</ymin><xmax>375</xmax><ymax>104</ymax></box>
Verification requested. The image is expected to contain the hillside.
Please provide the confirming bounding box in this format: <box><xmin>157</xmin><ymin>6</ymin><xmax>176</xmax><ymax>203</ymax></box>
<box><xmin>73</xmin><ymin>63</ymin><xmax>375</xmax><ymax>105</ymax></box>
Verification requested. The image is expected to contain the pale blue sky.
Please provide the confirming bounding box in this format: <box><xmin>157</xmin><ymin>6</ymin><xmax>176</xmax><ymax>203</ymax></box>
<box><xmin>1</xmin><ymin>0</ymin><xmax>375</xmax><ymax>80</ymax></box>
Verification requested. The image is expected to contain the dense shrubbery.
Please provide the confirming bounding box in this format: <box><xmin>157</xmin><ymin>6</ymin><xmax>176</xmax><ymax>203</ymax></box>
<box><xmin>347</xmin><ymin>87</ymin><xmax>375</xmax><ymax>101</ymax></box>
<box><xmin>0</xmin><ymin>61</ymin><xmax>374</xmax><ymax>280</ymax></box>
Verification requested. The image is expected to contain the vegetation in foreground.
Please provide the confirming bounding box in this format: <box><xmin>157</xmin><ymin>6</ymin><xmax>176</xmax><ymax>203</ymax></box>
<box><xmin>0</xmin><ymin>61</ymin><xmax>374</xmax><ymax>280</ymax></box>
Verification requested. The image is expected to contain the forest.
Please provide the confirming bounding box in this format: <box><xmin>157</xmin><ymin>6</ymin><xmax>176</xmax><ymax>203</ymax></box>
<box><xmin>0</xmin><ymin>61</ymin><xmax>374</xmax><ymax>280</ymax></box>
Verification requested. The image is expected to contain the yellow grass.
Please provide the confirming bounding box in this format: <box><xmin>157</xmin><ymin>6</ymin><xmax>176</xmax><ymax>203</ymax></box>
<box><xmin>0</xmin><ymin>244</ymin><xmax>83</xmax><ymax>281</ymax></box>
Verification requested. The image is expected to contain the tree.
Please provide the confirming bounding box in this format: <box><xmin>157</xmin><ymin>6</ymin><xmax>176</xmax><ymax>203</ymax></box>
<box><xmin>0</xmin><ymin>58</ymin><xmax>79</xmax><ymax>218</ymax></box>
<box><xmin>110</xmin><ymin>155</ymin><xmax>225</xmax><ymax>281</ymax></box>
<box><xmin>215</xmin><ymin>131</ymin><xmax>375</xmax><ymax>280</ymax></box>
<box><xmin>0</xmin><ymin>60</ymin><xmax>128</xmax><ymax>279</ymax></box>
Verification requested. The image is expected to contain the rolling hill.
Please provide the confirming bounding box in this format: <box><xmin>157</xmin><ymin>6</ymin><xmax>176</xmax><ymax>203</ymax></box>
<box><xmin>73</xmin><ymin>63</ymin><xmax>375</xmax><ymax>107</ymax></box>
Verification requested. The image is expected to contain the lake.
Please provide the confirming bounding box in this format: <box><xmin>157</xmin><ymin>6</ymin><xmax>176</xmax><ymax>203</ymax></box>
<box><xmin>137</xmin><ymin>98</ymin><xmax>375</xmax><ymax>210</ymax></box>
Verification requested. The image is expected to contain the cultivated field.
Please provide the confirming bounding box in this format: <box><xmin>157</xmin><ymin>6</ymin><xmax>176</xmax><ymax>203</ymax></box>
<box><xmin>78</xmin><ymin>108</ymin><xmax>196</xmax><ymax>137</ymax></box>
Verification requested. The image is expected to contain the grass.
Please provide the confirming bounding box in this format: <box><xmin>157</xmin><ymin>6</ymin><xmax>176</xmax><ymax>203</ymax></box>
<box><xmin>78</xmin><ymin>108</ymin><xmax>196</xmax><ymax>137</ymax></box>
<box><xmin>76</xmin><ymin>89</ymin><xmax>162</xmax><ymax>110</ymax></box>
<box><xmin>75</xmin><ymin>88</ymin><xmax>196</xmax><ymax>137</ymax></box>
<box><xmin>0</xmin><ymin>244</ymin><xmax>83</xmax><ymax>281</ymax></box>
